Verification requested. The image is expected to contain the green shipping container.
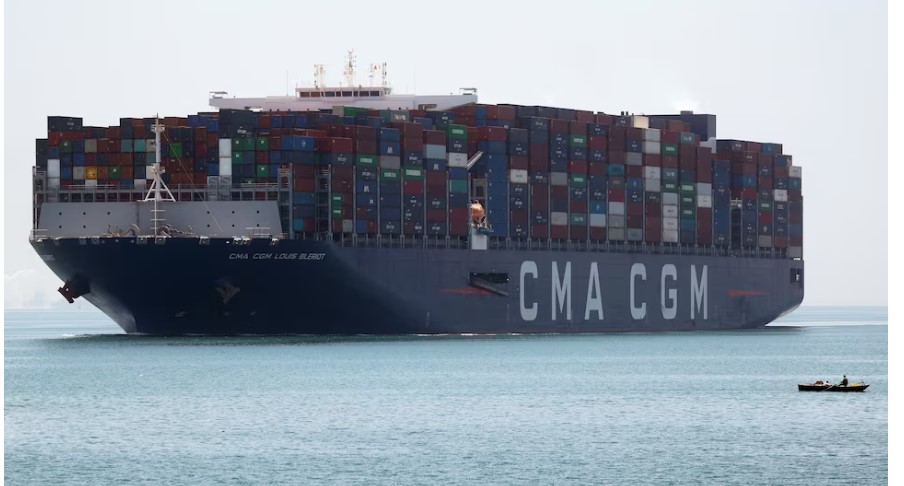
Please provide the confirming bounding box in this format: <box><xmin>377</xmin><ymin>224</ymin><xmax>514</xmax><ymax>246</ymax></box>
<box><xmin>403</xmin><ymin>168</ymin><xmax>424</xmax><ymax>180</ymax></box>
<box><xmin>233</xmin><ymin>138</ymin><xmax>254</xmax><ymax>151</ymax></box>
<box><xmin>446</xmin><ymin>124</ymin><xmax>468</xmax><ymax>140</ymax></box>
<box><xmin>759</xmin><ymin>201</ymin><xmax>773</xmax><ymax>211</ymax></box>
<box><xmin>232</xmin><ymin>151</ymin><xmax>244</xmax><ymax>163</ymax></box>
<box><xmin>109</xmin><ymin>166</ymin><xmax>121</xmax><ymax>180</ymax></box>
<box><xmin>380</xmin><ymin>110</ymin><xmax>409</xmax><ymax>122</ymax></box>
<box><xmin>680</xmin><ymin>195</ymin><xmax>696</xmax><ymax>207</ymax></box>
<box><xmin>331</xmin><ymin>208</ymin><xmax>344</xmax><ymax>218</ymax></box>
<box><xmin>356</xmin><ymin>155</ymin><xmax>377</xmax><ymax>166</ymax></box>
<box><xmin>256</xmin><ymin>164</ymin><xmax>269</xmax><ymax>178</ymax></box>
<box><xmin>679</xmin><ymin>183</ymin><xmax>696</xmax><ymax>194</ymax></box>
<box><xmin>570</xmin><ymin>135</ymin><xmax>587</xmax><ymax>147</ymax></box>
<box><xmin>569</xmin><ymin>174</ymin><xmax>587</xmax><ymax>187</ymax></box>
<box><xmin>255</xmin><ymin>138</ymin><xmax>269</xmax><ymax>151</ymax></box>
<box><xmin>380</xmin><ymin>169</ymin><xmax>400</xmax><ymax>181</ymax></box>
<box><xmin>449</xmin><ymin>179</ymin><xmax>468</xmax><ymax>193</ymax></box>
<box><xmin>663</xmin><ymin>181</ymin><xmax>678</xmax><ymax>191</ymax></box>
<box><xmin>120</xmin><ymin>139</ymin><xmax>133</xmax><ymax>152</ymax></box>
<box><xmin>662</xmin><ymin>169</ymin><xmax>679</xmax><ymax>181</ymax></box>
<box><xmin>661</xmin><ymin>143</ymin><xmax>679</xmax><ymax>156</ymax></box>
<box><xmin>681</xmin><ymin>208</ymin><xmax>696</xmax><ymax>218</ymax></box>
<box><xmin>133</xmin><ymin>139</ymin><xmax>146</xmax><ymax>152</ymax></box>
<box><xmin>571</xmin><ymin>213</ymin><xmax>587</xmax><ymax>225</ymax></box>
<box><xmin>680</xmin><ymin>132</ymin><xmax>696</xmax><ymax>144</ymax></box>
<box><xmin>168</xmin><ymin>143</ymin><xmax>182</xmax><ymax>158</ymax></box>
<box><xmin>60</xmin><ymin>140</ymin><xmax>72</xmax><ymax>154</ymax></box>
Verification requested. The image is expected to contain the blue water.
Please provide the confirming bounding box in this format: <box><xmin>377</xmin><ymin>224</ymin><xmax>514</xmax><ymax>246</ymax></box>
<box><xmin>5</xmin><ymin>307</ymin><xmax>888</xmax><ymax>485</ymax></box>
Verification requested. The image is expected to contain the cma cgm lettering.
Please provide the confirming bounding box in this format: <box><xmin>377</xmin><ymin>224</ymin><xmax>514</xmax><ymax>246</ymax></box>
<box><xmin>519</xmin><ymin>261</ymin><xmax>708</xmax><ymax>322</ymax></box>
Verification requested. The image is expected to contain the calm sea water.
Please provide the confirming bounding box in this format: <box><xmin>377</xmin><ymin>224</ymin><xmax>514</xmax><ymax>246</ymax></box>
<box><xmin>5</xmin><ymin>307</ymin><xmax>887</xmax><ymax>485</ymax></box>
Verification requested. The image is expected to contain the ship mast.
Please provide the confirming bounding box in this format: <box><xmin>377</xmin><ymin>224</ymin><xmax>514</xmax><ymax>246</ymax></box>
<box><xmin>144</xmin><ymin>116</ymin><xmax>176</xmax><ymax>235</ymax></box>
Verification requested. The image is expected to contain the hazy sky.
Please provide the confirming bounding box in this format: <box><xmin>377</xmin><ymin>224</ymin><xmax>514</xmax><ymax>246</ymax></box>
<box><xmin>4</xmin><ymin>0</ymin><xmax>888</xmax><ymax>308</ymax></box>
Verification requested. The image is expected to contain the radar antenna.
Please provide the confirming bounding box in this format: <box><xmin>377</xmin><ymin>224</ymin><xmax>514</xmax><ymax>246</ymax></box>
<box><xmin>343</xmin><ymin>49</ymin><xmax>357</xmax><ymax>88</ymax></box>
<box><xmin>313</xmin><ymin>64</ymin><xmax>325</xmax><ymax>89</ymax></box>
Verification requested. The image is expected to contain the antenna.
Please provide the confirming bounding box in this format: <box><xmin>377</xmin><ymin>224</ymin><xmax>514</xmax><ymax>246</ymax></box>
<box><xmin>381</xmin><ymin>62</ymin><xmax>388</xmax><ymax>88</ymax></box>
<box><xmin>144</xmin><ymin>116</ymin><xmax>176</xmax><ymax>236</ymax></box>
<box><xmin>368</xmin><ymin>63</ymin><xmax>377</xmax><ymax>87</ymax></box>
<box><xmin>313</xmin><ymin>64</ymin><xmax>325</xmax><ymax>89</ymax></box>
<box><xmin>344</xmin><ymin>49</ymin><xmax>357</xmax><ymax>88</ymax></box>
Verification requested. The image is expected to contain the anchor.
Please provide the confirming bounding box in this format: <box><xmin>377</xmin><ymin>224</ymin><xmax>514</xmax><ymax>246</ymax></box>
<box><xmin>58</xmin><ymin>275</ymin><xmax>90</xmax><ymax>304</ymax></box>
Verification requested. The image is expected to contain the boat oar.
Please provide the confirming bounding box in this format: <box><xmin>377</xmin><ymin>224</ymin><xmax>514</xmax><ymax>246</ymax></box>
<box><xmin>821</xmin><ymin>384</ymin><xmax>835</xmax><ymax>392</ymax></box>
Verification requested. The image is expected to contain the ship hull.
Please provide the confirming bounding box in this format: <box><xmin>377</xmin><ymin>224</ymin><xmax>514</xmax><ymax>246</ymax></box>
<box><xmin>31</xmin><ymin>237</ymin><xmax>804</xmax><ymax>335</ymax></box>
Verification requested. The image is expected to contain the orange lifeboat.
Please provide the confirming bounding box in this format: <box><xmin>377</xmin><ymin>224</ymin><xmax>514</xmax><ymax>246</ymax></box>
<box><xmin>470</xmin><ymin>202</ymin><xmax>485</xmax><ymax>222</ymax></box>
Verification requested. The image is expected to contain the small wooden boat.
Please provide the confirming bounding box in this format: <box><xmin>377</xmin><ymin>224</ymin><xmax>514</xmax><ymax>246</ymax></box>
<box><xmin>798</xmin><ymin>381</ymin><xmax>869</xmax><ymax>392</ymax></box>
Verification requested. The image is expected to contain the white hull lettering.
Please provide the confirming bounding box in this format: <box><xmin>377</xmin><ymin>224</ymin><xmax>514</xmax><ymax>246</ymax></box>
<box><xmin>690</xmin><ymin>265</ymin><xmax>708</xmax><ymax>320</ymax></box>
<box><xmin>661</xmin><ymin>264</ymin><xmax>677</xmax><ymax>320</ymax></box>
<box><xmin>584</xmin><ymin>262</ymin><xmax>604</xmax><ymax>321</ymax></box>
<box><xmin>630</xmin><ymin>263</ymin><xmax>647</xmax><ymax>320</ymax></box>
<box><xmin>551</xmin><ymin>262</ymin><xmax>572</xmax><ymax>320</ymax></box>
<box><xmin>520</xmin><ymin>261</ymin><xmax>538</xmax><ymax>321</ymax></box>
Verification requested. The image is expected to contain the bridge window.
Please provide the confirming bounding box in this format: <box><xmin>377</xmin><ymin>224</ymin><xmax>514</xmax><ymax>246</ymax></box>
<box><xmin>342</xmin><ymin>91</ymin><xmax>352</xmax><ymax>97</ymax></box>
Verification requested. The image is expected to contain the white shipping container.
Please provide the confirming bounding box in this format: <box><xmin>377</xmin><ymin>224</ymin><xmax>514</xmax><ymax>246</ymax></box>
<box><xmin>609</xmin><ymin>228</ymin><xmax>626</xmax><ymax>241</ymax></box>
<box><xmin>509</xmin><ymin>169</ymin><xmax>529</xmax><ymax>184</ymax></box>
<box><xmin>550</xmin><ymin>172</ymin><xmax>568</xmax><ymax>186</ymax></box>
<box><xmin>758</xmin><ymin>236</ymin><xmax>773</xmax><ymax>248</ymax></box>
<box><xmin>447</xmin><ymin>152</ymin><xmax>468</xmax><ymax>167</ymax></box>
<box><xmin>790</xmin><ymin>166</ymin><xmax>803</xmax><ymax>178</ymax></box>
<box><xmin>551</xmin><ymin>212</ymin><xmax>568</xmax><ymax>226</ymax></box>
<box><xmin>134</xmin><ymin>179</ymin><xmax>147</xmax><ymax>190</ymax></box>
<box><xmin>663</xmin><ymin>218</ymin><xmax>679</xmax><ymax>231</ymax></box>
<box><xmin>342</xmin><ymin>219</ymin><xmax>354</xmax><ymax>233</ymax></box>
<box><xmin>696</xmin><ymin>183</ymin><xmax>712</xmax><ymax>196</ymax></box>
<box><xmin>47</xmin><ymin>159</ymin><xmax>61</xmax><ymax>178</ymax></box>
<box><xmin>789</xmin><ymin>247</ymin><xmax>803</xmax><ymax>258</ymax></box>
<box><xmin>47</xmin><ymin>177</ymin><xmax>60</xmax><ymax>189</ymax></box>
<box><xmin>589</xmin><ymin>213</ymin><xmax>607</xmax><ymax>227</ymax></box>
<box><xmin>608</xmin><ymin>215</ymin><xmax>626</xmax><ymax>228</ymax></box>
<box><xmin>644</xmin><ymin>178</ymin><xmax>661</xmax><ymax>192</ymax></box>
<box><xmin>631</xmin><ymin>115</ymin><xmax>649</xmax><ymax>129</ymax></box>
<box><xmin>73</xmin><ymin>167</ymin><xmax>86</xmax><ymax>180</ymax></box>
<box><xmin>219</xmin><ymin>156</ymin><xmax>232</xmax><ymax>176</ymax></box>
<box><xmin>425</xmin><ymin>144</ymin><xmax>446</xmax><ymax>159</ymax></box>
<box><xmin>219</xmin><ymin>139</ymin><xmax>232</xmax><ymax>157</ymax></box>
<box><xmin>642</xmin><ymin>141</ymin><xmax>661</xmax><ymax>155</ymax></box>
<box><xmin>699</xmin><ymin>137</ymin><xmax>717</xmax><ymax>153</ymax></box>
<box><xmin>627</xmin><ymin>228</ymin><xmax>643</xmax><ymax>241</ymax></box>
<box><xmin>697</xmin><ymin>195</ymin><xmax>713</xmax><ymax>208</ymax></box>
<box><xmin>381</xmin><ymin>156</ymin><xmax>402</xmax><ymax>169</ymax></box>
<box><xmin>643</xmin><ymin>128</ymin><xmax>661</xmax><ymax>142</ymax></box>
<box><xmin>643</xmin><ymin>166</ymin><xmax>661</xmax><ymax>179</ymax></box>
<box><xmin>774</xmin><ymin>189</ymin><xmax>788</xmax><ymax>202</ymax></box>
<box><xmin>85</xmin><ymin>179</ymin><xmax>97</xmax><ymax>188</ymax></box>
<box><xmin>663</xmin><ymin>229</ymin><xmax>679</xmax><ymax>243</ymax></box>
<box><xmin>663</xmin><ymin>205</ymin><xmax>679</xmax><ymax>218</ymax></box>
<box><xmin>626</xmin><ymin>152</ymin><xmax>643</xmax><ymax>165</ymax></box>
<box><xmin>84</xmin><ymin>139</ymin><xmax>97</xmax><ymax>153</ymax></box>
<box><xmin>608</xmin><ymin>201</ymin><xmax>625</xmax><ymax>215</ymax></box>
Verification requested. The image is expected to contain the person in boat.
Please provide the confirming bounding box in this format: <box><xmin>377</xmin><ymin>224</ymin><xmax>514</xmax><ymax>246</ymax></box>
<box><xmin>840</xmin><ymin>375</ymin><xmax>848</xmax><ymax>387</ymax></box>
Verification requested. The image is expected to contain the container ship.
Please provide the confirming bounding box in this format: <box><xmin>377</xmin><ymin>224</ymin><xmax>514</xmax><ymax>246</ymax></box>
<box><xmin>29</xmin><ymin>60</ymin><xmax>804</xmax><ymax>335</ymax></box>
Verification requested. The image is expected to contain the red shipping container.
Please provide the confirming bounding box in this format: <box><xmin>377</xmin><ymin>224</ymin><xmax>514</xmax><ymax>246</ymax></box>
<box><xmin>426</xmin><ymin>171</ymin><xmax>446</xmax><ymax>186</ymax></box>
<box><xmin>293</xmin><ymin>177</ymin><xmax>315</xmax><ymax>192</ymax></box>
<box><xmin>550</xmin><ymin>119</ymin><xmax>569</xmax><ymax>133</ymax></box>
<box><xmin>571</xmin><ymin>200</ymin><xmax>588</xmax><ymax>212</ymax></box>
<box><xmin>60</xmin><ymin>130</ymin><xmax>84</xmax><ymax>141</ymax></box>
<box><xmin>424</xmin><ymin>130</ymin><xmax>446</xmax><ymax>145</ymax></box>
<box><xmin>510</xmin><ymin>155</ymin><xmax>529</xmax><ymax>171</ymax></box>
<box><xmin>86</xmin><ymin>153</ymin><xmax>97</xmax><ymax>165</ymax></box>
<box><xmin>790</xmin><ymin>235</ymin><xmax>803</xmax><ymax>246</ymax></box>
<box><xmin>48</xmin><ymin>131</ymin><xmax>62</xmax><ymax>145</ymax></box>
<box><xmin>774</xmin><ymin>166</ymin><xmax>789</xmax><ymax>178</ymax></box>
<box><xmin>588</xmin><ymin>162</ymin><xmax>607</xmax><ymax>175</ymax></box>
<box><xmin>510</xmin><ymin>210</ymin><xmax>529</xmax><ymax>225</ymax></box>
<box><xmin>569</xmin><ymin>160</ymin><xmax>587</xmax><ymax>174</ymax></box>
<box><xmin>626</xmin><ymin>165</ymin><xmax>643</xmax><ymax>178</ymax></box>
<box><xmin>570</xmin><ymin>225</ymin><xmax>588</xmax><ymax>240</ymax></box>
<box><xmin>255</xmin><ymin>151</ymin><xmax>269</xmax><ymax>164</ymax></box>
<box><xmin>645</xmin><ymin>203</ymin><xmax>661</xmax><ymax>217</ymax></box>
<box><xmin>550</xmin><ymin>225</ymin><xmax>568</xmax><ymax>239</ymax></box>
<box><xmin>608</xmin><ymin>150</ymin><xmax>626</xmax><ymax>164</ymax></box>
<box><xmin>588</xmin><ymin>135</ymin><xmax>607</xmax><ymax>150</ymax></box>
<box><xmin>106</xmin><ymin>127</ymin><xmax>121</xmax><ymax>139</ymax></box>
<box><xmin>449</xmin><ymin>208</ymin><xmax>469</xmax><ymax>236</ymax></box>
<box><xmin>607</xmin><ymin>188</ymin><xmax>625</xmax><ymax>202</ymax></box>
<box><xmin>531</xmin><ymin>224</ymin><xmax>550</xmax><ymax>239</ymax></box>
<box><xmin>529</xmin><ymin>143</ymin><xmax>548</xmax><ymax>160</ymax></box>
<box><xmin>332</xmin><ymin>179</ymin><xmax>353</xmax><ymax>193</ymax></box>
<box><xmin>644</xmin><ymin>218</ymin><xmax>662</xmax><ymax>242</ymax></box>
<box><xmin>758</xmin><ymin>176</ymin><xmax>773</xmax><ymax>189</ymax></box>
<box><xmin>788</xmin><ymin>189</ymin><xmax>802</xmax><ymax>201</ymax></box>
<box><xmin>551</xmin><ymin>185</ymin><xmax>568</xmax><ymax>199</ymax></box>
<box><xmin>293</xmin><ymin>165</ymin><xmax>316</xmax><ymax>178</ymax></box>
<box><xmin>627</xmin><ymin>202</ymin><xmax>644</xmax><ymax>217</ymax></box>
<box><xmin>193</xmin><ymin>173</ymin><xmax>208</xmax><ymax>185</ymax></box>
<box><xmin>643</xmin><ymin>154</ymin><xmax>661</xmax><ymax>167</ymax></box>
<box><xmin>403</xmin><ymin>180</ymin><xmax>425</xmax><ymax>194</ymax></box>
<box><xmin>594</xmin><ymin>113</ymin><xmax>615</xmax><ymax>126</ymax></box>
<box><xmin>666</xmin><ymin>120</ymin><xmax>685</xmax><ymax>132</ymax></box>
<box><xmin>426</xmin><ymin>209</ymin><xmax>446</xmax><ymax>221</ymax></box>
<box><xmin>731</xmin><ymin>187</ymin><xmax>757</xmax><ymax>199</ymax></box>
<box><xmin>608</xmin><ymin>137</ymin><xmax>626</xmax><ymax>152</ymax></box>
<box><xmin>569</xmin><ymin>121</ymin><xmax>587</xmax><ymax>136</ymax></box>
<box><xmin>627</xmin><ymin>214</ymin><xmax>643</xmax><ymax>227</ymax></box>
<box><xmin>195</xmin><ymin>144</ymin><xmax>208</xmax><ymax>157</ymax></box>
<box><xmin>789</xmin><ymin>210</ymin><xmax>802</xmax><ymax>224</ymax></box>
<box><xmin>134</xmin><ymin>126</ymin><xmax>148</xmax><ymax>139</ymax></box>
<box><xmin>401</xmin><ymin>137</ymin><xmax>424</xmax><ymax>152</ymax></box>
<box><xmin>574</xmin><ymin>110</ymin><xmax>594</xmax><ymax>123</ymax></box>
<box><xmin>477</xmin><ymin>126</ymin><xmax>506</xmax><ymax>141</ymax></box>
<box><xmin>747</xmin><ymin>141</ymin><xmax>761</xmax><ymax>153</ymax></box>
<box><xmin>661</xmin><ymin>156</ymin><xmax>679</xmax><ymax>168</ymax></box>
<box><xmin>773</xmin><ymin>235</ymin><xmax>788</xmax><ymax>248</ymax></box>
<box><xmin>743</xmin><ymin>152</ymin><xmax>757</xmax><ymax>165</ymax></box>
<box><xmin>332</xmin><ymin>166</ymin><xmax>354</xmax><ymax>178</ymax></box>
<box><xmin>589</xmin><ymin>227</ymin><xmax>606</xmax><ymax>241</ymax></box>
<box><xmin>427</xmin><ymin>183</ymin><xmax>446</xmax><ymax>195</ymax></box>
<box><xmin>355</xmin><ymin>140</ymin><xmax>377</xmax><ymax>154</ymax></box>
<box><xmin>121</xmin><ymin>166</ymin><xmax>133</xmax><ymax>179</ymax></box>
<box><xmin>661</xmin><ymin>130</ymin><xmax>680</xmax><ymax>144</ymax></box>
<box><xmin>758</xmin><ymin>211</ymin><xmax>773</xmax><ymax>225</ymax></box>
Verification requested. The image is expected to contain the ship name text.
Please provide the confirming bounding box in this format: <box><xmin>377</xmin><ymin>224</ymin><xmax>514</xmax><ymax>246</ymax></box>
<box><xmin>228</xmin><ymin>252</ymin><xmax>325</xmax><ymax>261</ymax></box>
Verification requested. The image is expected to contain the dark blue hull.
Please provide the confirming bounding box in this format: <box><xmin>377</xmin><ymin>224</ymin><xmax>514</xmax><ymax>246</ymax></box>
<box><xmin>31</xmin><ymin>237</ymin><xmax>804</xmax><ymax>335</ymax></box>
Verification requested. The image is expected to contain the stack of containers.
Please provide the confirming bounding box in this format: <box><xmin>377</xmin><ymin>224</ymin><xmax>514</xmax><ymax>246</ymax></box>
<box><xmin>642</xmin><ymin>146</ymin><xmax>662</xmax><ymax>244</ymax></box>
<box><xmin>395</xmin><ymin>122</ymin><xmax>425</xmax><ymax>236</ymax></box>
<box><xmin>720</xmin><ymin>141</ymin><xmax>757</xmax><ymax>249</ymax></box>
<box><xmin>624</xmin><ymin>126</ymin><xmax>644</xmax><ymax>242</ymax></box>
<box><xmin>280</xmin><ymin>134</ymin><xmax>318</xmax><ymax>233</ymax></box>
<box><xmin>587</xmin><ymin>122</ymin><xmax>608</xmax><ymax>240</ymax></box>
<box><xmin>525</xmin><ymin>116</ymin><xmax>550</xmax><ymax>239</ymax></box>
<box><xmin>376</xmin><ymin>127</ymin><xmax>402</xmax><ymax>235</ymax></box>
<box><xmin>508</xmin><ymin>127</ymin><xmax>530</xmax><ymax>238</ymax></box>
<box><xmin>772</xmin><ymin>154</ymin><xmax>792</xmax><ymax>250</ymax></box>
<box><xmin>756</xmin><ymin>152</ymin><xmax>775</xmax><ymax>248</ymax></box>
<box><xmin>349</xmin><ymin>125</ymin><xmax>378</xmax><ymax>234</ymax></box>
<box><xmin>712</xmin><ymin>159</ymin><xmax>732</xmax><ymax>245</ymax></box>
<box><xmin>477</xmin><ymin>126</ymin><xmax>509</xmax><ymax>236</ymax></box>
<box><xmin>424</xmin><ymin>129</ymin><xmax>448</xmax><ymax>236</ymax></box>
<box><xmin>568</xmin><ymin>122</ymin><xmax>588</xmax><ymax>240</ymax></box>
<box><xmin>445</xmin><ymin>124</ymin><xmax>469</xmax><ymax>236</ymax></box>
<box><xmin>549</xmin><ymin>119</ymin><xmax>569</xmax><ymax>239</ymax></box>
<box><xmin>787</xmin><ymin>158</ymin><xmax>803</xmax><ymax>258</ymax></box>
<box><xmin>673</xmin><ymin>129</ymin><xmax>696</xmax><ymax>244</ymax></box>
<box><xmin>606</xmin><ymin>124</ymin><xmax>626</xmax><ymax>242</ymax></box>
<box><xmin>695</xmin><ymin>146</ymin><xmax>713</xmax><ymax>245</ymax></box>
